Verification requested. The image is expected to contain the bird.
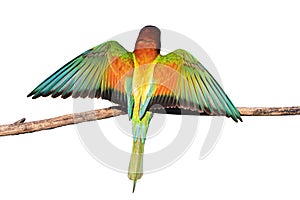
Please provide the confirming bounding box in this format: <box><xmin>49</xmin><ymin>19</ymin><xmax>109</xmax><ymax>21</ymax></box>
<box><xmin>28</xmin><ymin>25</ymin><xmax>242</xmax><ymax>192</ymax></box>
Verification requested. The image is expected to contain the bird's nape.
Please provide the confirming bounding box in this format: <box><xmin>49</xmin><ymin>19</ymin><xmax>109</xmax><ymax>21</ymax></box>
<box><xmin>134</xmin><ymin>25</ymin><xmax>161</xmax><ymax>51</ymax></box>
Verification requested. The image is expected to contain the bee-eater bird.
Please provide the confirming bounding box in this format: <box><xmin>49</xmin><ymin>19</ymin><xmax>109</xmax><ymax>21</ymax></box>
<box><xmin>28</xmin><ymin>25</ymin><xmax>242</xmax><ymax>192</ymax></box>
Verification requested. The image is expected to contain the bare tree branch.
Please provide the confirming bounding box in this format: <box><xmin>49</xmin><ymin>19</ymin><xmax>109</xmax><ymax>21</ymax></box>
<box><xmin>1</xmin><ymin>106</ymin><xmax>300</xmax><ymax>137</ymax></box>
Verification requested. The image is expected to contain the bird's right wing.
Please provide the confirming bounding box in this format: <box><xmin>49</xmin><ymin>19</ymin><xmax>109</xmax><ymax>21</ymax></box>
<box><xmin>150</xmin><ymin>49</ymin><xmax>242</xmax><ymax>122</ymax></box>
<box><xmin>27</xmin><ymin>41</ymin><xmax>134</xmax><ymax>107</ymax></box>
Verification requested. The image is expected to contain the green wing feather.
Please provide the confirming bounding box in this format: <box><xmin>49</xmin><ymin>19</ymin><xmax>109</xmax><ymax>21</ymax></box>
<box><xmin>27</xmin><ymin>41</ymin><xmax>134</xmax><ymax>107</ymax></box>
<box><xmin>151</xmin><ymin>49</ymin><xmax>242</xmax><ymax>122</ymax></box>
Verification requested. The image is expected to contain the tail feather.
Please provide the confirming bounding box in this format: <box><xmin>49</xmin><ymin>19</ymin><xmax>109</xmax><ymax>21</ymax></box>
<box><xmin>128</xmin><ymin>138</ymin><xmax>144</xmax><ymax>186</ymax></box>
<box><xmin>128</xmin><ymin>111</ymin><xmax>152</xmax><ymax>192</ymax></box>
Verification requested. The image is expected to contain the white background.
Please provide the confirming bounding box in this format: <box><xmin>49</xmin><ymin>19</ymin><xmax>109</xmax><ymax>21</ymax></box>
<box><xmin>1</xmin><ymin>0</ymin><xmax>300</xmax><ymax>199</ymax></box>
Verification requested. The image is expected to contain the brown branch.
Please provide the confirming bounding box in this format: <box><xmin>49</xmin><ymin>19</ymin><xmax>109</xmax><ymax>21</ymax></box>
<box><xmin>0</xmin><ymin>106</ymin><xmax>300</xmax><ymax>137</ymax></box>
<box><xmin>237</xmin><ymin>106</ymin><xmax>300</xmax><ymax>116</ymax></box>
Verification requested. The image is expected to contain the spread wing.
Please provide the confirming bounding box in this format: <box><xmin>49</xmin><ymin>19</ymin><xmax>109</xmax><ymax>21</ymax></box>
<box><xmin>27</xmin><ymin>41</ymin><xmax>134</xmax><ymax>107</ymax></box>
<box><xmin>150</xmin><ymin>49</ymin><xmax>242</xmax><ymax>122</ymax></box>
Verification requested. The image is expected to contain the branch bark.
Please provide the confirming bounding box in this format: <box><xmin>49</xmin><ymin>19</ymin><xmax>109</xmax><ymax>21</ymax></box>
<box><xmin>0</xmin><ymin>106</ymin><xmax>300</xmax><ymax>137</ymax></box>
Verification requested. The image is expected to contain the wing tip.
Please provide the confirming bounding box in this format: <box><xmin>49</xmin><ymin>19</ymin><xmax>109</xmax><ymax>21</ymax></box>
<box><xmin>238</xmin><ymin>116</ymin><xmax>243</xmax><ymax>122</ymax></box>
<box><xmin>27</xmin><ymin>90</ymin><xmax>37</xmax><ymax>98</ymax></box>
<box><xmin>231</xmin><ymin>114</ymin><xmax>242</xmax><ymax>123</ymax></box>
<box><xmin>27</xmin><ymin>93</ymin><xmax>40</xmax><ymax>99</ymax></box>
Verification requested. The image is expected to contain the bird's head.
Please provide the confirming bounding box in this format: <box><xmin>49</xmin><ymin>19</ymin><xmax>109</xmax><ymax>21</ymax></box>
<box><xmin>134</xmin><ymin>25</ymin><xmax>161</xmax><ymax>51</ymax></box>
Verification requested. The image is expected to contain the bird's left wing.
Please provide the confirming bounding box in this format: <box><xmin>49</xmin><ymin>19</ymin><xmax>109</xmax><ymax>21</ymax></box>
<box><xmin>28</xmin><ymin>41</ymin><xmax>134</xmax><ymax>107</ymax></box>
<box><xmin>150</xmin><ymin>49</ymin><xmax>242</xmax><ymax>122</ymax></box>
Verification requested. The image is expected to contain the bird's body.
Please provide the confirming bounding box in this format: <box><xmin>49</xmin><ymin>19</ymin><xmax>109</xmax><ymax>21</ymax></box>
<box><xmin>28</xmin><ymin>26</ymin><xmax>242</xmax><ymax>192</ymax></box>
<box><xmin>127</xmin><ymin>28</ymin><xmax>160</xmax><ymax>191</ymax></box>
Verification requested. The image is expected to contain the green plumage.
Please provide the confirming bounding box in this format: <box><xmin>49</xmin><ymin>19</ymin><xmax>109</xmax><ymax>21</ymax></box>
<box><xmin>28</xmin><ymin>41</ymin><xmax>134</xmax><ymax>107</ymax></box>
<box><xmin>150</xmin><ymin>49</ymin><xmax>242</xmax><ymax>122</ymax></box>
